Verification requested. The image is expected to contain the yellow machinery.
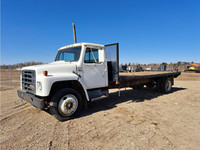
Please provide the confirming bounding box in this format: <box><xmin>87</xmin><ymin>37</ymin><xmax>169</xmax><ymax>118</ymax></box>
<box><xmin>186</xmin><ymin>63</ymin><xmax>200</xmax><ymax>72</ymax></box>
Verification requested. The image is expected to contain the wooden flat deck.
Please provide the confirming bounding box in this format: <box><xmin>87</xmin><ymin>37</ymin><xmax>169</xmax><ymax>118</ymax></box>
<box><xmin>108</xmin><ymin>71</ymin><xmax>181</xmax><ymax>88</ymax></box>
<box><xmin>119</xmin><ymin>71</ymin><xmax>181</xmax><ymax>80</ymax></box>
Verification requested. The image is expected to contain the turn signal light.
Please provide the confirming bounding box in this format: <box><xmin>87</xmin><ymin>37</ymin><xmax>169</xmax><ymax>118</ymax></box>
<box><xmin>29</xmin><ymin>85</ymin><xmax>34</xmax><ymax>88</ymax></box>
<box><xmin>116</xmin><ymin>82</ymin><xmax>120</xmax><ymax>85</ymax></box>
<box><xmin>43</xmin><ymin>71</ymin><xmax>48</xmax><ymax>76</ymax></box>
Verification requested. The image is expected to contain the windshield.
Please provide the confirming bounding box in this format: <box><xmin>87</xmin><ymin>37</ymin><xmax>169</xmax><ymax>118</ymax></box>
<box><xmin>55</xmin><ymin>46</ymin><xmax>82</xmax><ymax>62</ymax></box>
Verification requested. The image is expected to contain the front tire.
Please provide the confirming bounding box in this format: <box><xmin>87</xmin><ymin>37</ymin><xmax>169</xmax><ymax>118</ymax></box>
<box><xmin>50</xmin><ymin>88</ymin><xmax>83</xmax><ymax>121</ymax></box>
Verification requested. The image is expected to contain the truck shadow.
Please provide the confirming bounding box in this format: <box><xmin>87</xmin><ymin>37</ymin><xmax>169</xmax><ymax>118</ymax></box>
<box><xmin>79</xmin><ymin>87</ymin><xmax>186</xmax><ymax>118</ymax></box>
<box><xmin>43</xmin><ymin>87</ymin><xmax>186</xmax><ymax>119</ymax></box>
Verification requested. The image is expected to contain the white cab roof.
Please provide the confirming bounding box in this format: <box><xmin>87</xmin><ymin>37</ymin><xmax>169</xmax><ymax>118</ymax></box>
<box><xmin>58</xmin><ymin>43</ymin><xmax>104</xmax><ymax>51</ymax></box>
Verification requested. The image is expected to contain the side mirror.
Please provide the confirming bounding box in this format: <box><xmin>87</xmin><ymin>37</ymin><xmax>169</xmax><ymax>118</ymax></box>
<box><xmin>98</xmin><ymin>48</ymin><xmax>105</xmax><ymax>63</ymax></box>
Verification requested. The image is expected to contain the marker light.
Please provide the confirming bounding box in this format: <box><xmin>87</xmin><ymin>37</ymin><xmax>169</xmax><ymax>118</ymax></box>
<box><xmin>43</xmin><ymin>71</ymin><xmax>48</xmax><ymax>76</ymax></box>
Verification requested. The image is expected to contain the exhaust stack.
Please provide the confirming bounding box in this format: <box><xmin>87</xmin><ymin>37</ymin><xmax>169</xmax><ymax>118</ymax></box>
<box><xmin>72</xmin><ymin>23</ymin><xmax>77</xmax><ymax>44</ymax></box>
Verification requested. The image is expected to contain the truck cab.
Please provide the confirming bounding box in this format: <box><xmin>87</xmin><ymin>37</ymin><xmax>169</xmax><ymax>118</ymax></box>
<box><xmin>17</xmin><ymin>43</ymin><xmax>119</xmax><ymax>121</ymax></box>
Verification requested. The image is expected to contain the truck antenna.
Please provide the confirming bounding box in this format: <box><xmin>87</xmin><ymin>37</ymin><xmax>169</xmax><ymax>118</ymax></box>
<box><xmin>72</xmin><ymin>23</ymin><xmax>77</xmax><ymax>44</ymax></box>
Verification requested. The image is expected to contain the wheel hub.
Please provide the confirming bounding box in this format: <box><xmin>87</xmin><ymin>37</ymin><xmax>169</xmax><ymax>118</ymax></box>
<box><xmin>58</xmin><ymin>94</ymin><xmax>78</xmax><ymax>116</ymax></box>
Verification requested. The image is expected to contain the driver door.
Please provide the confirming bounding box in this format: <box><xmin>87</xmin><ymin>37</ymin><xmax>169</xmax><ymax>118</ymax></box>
<box><xmin>83</xmin><ymin>47</ymin><xmax>108</xmax><ymax>89</ymax></box>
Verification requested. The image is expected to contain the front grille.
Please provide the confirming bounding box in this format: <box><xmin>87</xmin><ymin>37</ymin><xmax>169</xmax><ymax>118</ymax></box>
<box><xmin>22</xmin><ymin>70</ymin><xmax>36</xmax><ymax>94</ymax></box>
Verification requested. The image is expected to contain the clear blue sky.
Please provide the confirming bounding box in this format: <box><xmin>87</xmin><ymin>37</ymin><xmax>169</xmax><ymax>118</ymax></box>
<box><xmin>1</xmin><ymin>0</ymin><xmax>200</xmax><ymax>65</ymax></box>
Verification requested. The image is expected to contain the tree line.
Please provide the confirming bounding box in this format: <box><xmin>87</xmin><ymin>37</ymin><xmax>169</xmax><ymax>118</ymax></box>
<box><xmin>0</xmin><ymin>62</ymin><xmax>44</xmax><ymax>69</ymax></box>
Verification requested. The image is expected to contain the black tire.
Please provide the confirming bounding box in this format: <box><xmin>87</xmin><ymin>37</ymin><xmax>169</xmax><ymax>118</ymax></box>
<box><xmin>157</xmin><ymin>78</ymin><xmax>172</xmax><ymax>93</ymax></box>
<box><xmin>49</xmin><ymin>88</ymin><xmax>83</xmax><ymax>121</ymax></box>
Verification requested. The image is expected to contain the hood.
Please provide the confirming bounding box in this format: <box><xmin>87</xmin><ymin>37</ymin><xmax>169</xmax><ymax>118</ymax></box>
<box><xmin>22</xmin><ymin>61</ymin><xmax>77</xmax><ymax>76</ymax></box>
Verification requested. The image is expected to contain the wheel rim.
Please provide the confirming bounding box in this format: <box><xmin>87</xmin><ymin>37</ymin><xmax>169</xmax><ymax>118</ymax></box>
<box><xmin>166</xmin><ymin>80</ymin><xmax>172</xmax><ymax>91</ymax></box>
<box><xmin>58</xmin><ymin>94</ymin><xmax>78</xmax><ymax>116</ymax></box>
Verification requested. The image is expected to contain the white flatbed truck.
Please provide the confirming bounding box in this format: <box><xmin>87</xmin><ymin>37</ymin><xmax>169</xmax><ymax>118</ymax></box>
<box><xmin>17</xmin><ymin>42</ymin><xmax>181</xmax><ymax>121</ymax></box>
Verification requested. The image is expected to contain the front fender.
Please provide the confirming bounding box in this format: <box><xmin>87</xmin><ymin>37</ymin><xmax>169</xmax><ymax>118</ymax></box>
<box><xmin>77</xmin><ymin>78</ymin><xmax>89</xmax><ymax>101</ymax></box>
<box><xmin>36</xmin><ymin>73</ymin><xmax>78</xmax><ymax>96</ymax></box>
<box><xmin>36</xmin><ymin>73</ymin><xmax>90</xmax><ymax>101</ymax></box>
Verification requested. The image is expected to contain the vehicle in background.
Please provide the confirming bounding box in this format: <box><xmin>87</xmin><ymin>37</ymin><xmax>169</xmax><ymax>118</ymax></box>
<box><xmin>195</xmin><ymin>66</ymin><xmax>200</xmax><ymax>73</ymax></box>
<box><xmin>185</xmin><ymin>63</ymin><xmax>200</xmax><ymax>72</ymax></box>
<box><xmin>135</xmin><ymin>66</ymin><xmax>143</xmax><ymax>72</ymax></box>
<box><xmin>119</xmin><ymin>65</ymin><xmax>127</xmax><ymax>72</ymax></box>
<box><xmin>127</xmin><ymin>66</ymin><xmax>134</xmax><ymax>72</ymax></box>
<box><xmin>145</xmin><ymin>66</ymin><xmax>153</xmax><ymax>71</ymax></box>
<box><xmin>155</xmin><ymin>64</ymin><xmax>166</xmax><ymax>71</ymax></box>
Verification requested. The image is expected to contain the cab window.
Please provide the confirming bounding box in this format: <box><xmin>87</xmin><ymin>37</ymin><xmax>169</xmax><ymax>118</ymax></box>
<box><xmin>84</xmin><ymin>48</ymin><xmax>99</xmax><ymax>63</ymax></box>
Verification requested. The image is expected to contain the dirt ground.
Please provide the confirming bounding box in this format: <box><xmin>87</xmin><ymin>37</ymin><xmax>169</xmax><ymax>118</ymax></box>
<box><xmin>0</xmin><ymin>70</ymin><xmax>200</xmax><ymax>150</ymax></box>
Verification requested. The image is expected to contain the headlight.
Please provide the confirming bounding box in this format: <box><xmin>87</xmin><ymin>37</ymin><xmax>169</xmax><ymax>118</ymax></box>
<box><xmin>37</xmin><ymin>82</ymin><xmax>42</xmax><ymax>92</ymax></box>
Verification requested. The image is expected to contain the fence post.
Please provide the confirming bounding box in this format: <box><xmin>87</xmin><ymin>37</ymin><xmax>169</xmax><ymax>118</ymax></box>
<box><xmin>10</xmin><ymin>68</ymin><xmax>12</xmax><ymax>87</ymax></box>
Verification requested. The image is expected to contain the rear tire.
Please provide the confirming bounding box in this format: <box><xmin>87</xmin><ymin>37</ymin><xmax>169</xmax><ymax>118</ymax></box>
<box><xmin>49</xmin><ymin>88</ymin><xmax>83</xmax><ymax>121</ymax></box>
<box><xmin>163</xmin><ymin>78</ymin><xmax>172</xmax><ymax>93</ymax></box>
<box><xmin>156</xmin><ymin>78</ymin><xmax>172</xmax><ymax>93</ymax></box>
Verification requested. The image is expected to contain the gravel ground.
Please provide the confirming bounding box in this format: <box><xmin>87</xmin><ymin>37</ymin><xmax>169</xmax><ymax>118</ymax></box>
<box><xmin>0</xmin><ymin>70</ymin><xmax>200</xmax><ymax>150</ymax></box>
